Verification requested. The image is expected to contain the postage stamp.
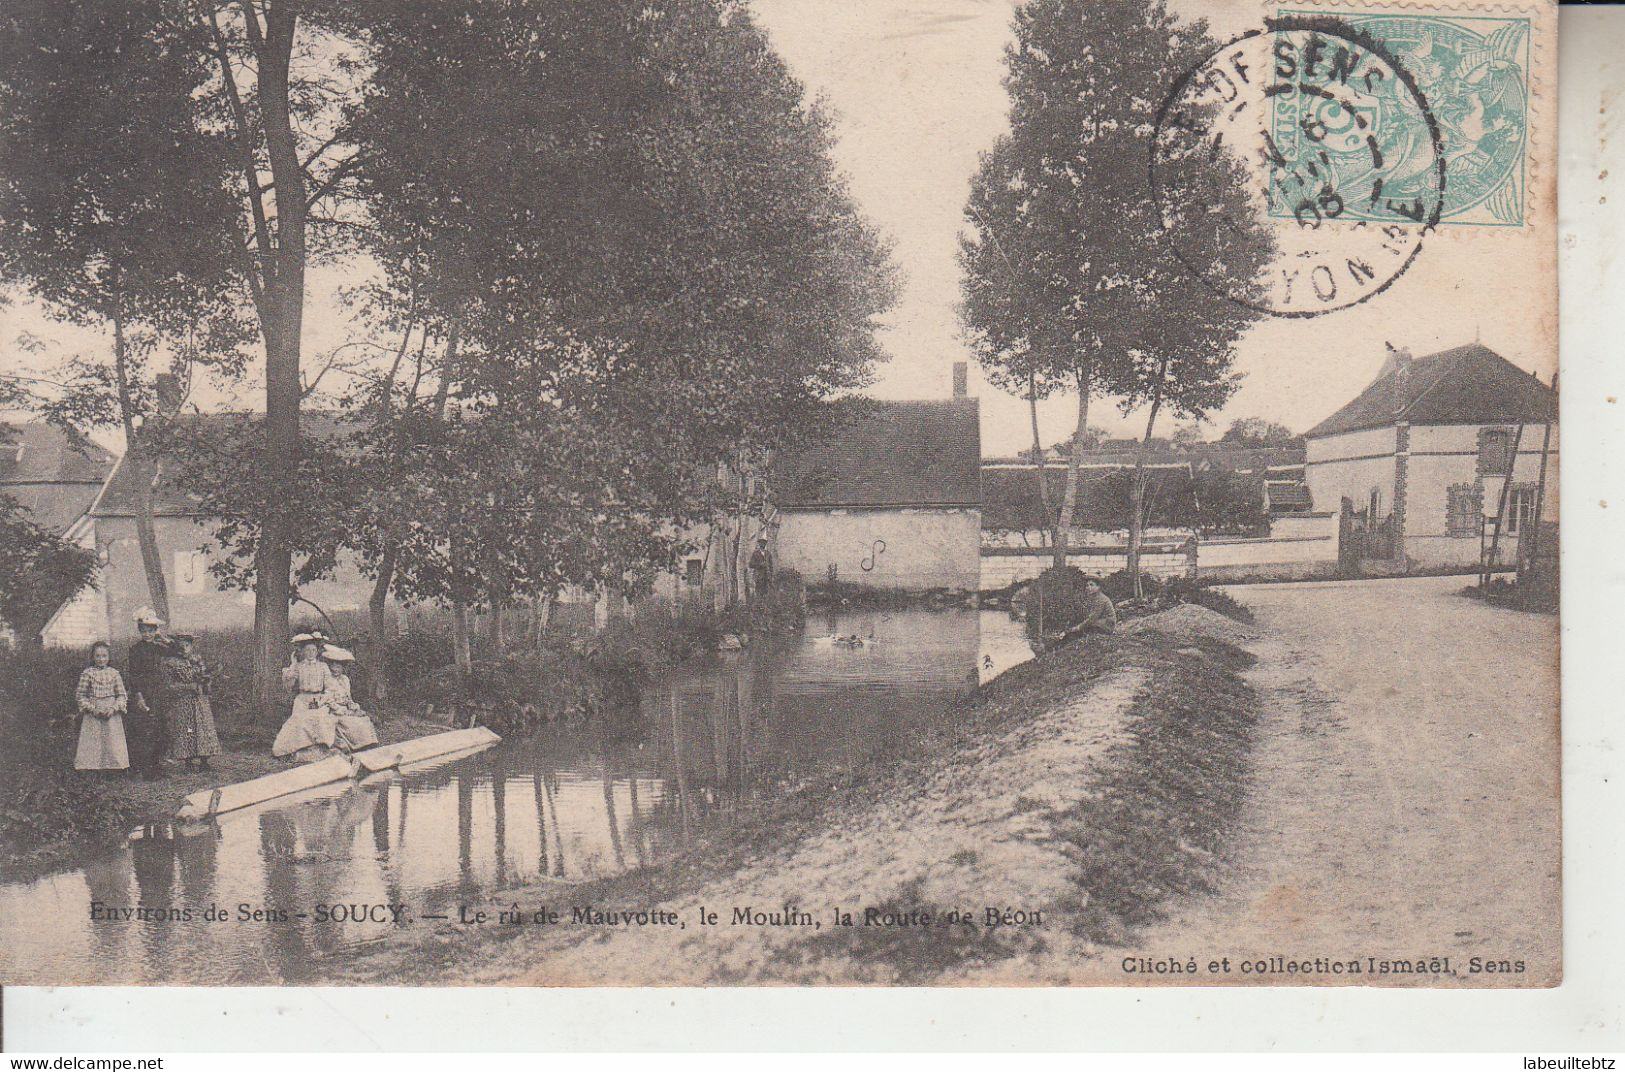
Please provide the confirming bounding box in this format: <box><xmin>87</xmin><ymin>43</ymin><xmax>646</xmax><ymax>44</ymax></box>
<box><xmin>1273</xmin><ymin>9</ymin><xmax>1532</xmax><ymax>227</ymax></box>
<box><xmin>1152</xmin><ymin>15</ymin><xmax>1450</xmax><ymax>315</ymax></box>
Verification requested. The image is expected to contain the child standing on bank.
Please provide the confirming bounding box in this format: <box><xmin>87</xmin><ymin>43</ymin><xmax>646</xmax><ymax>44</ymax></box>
<box><xmin>74</xmin><ymin>642</ymin><xmax>130</xmax><ymax>772</ymax></box>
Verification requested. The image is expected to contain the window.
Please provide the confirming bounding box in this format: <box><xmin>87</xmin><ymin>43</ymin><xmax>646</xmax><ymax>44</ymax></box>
<box><xmin>173</xmin><ymin>550</ymin><xmax>209</xmax><ymax>596</ymax></box>
<box><xmin>684</xmin><ymin>557</ymin><xmax>705</xmax><ymax>587</ymax></box>
<box><xmin>1445</xmin><ymin>483</ymin><xmax>1483</xmax><ymax>538</ymax></box>
<box><xmin>1478</xmin><ymin>427</ymin><xmax>1514</xmax><ymax>476</ymax></box>
<box><xmin>1506</xmin><ymin>483</ymin><xmax>1539</xmax><ymax>534</ymax></box>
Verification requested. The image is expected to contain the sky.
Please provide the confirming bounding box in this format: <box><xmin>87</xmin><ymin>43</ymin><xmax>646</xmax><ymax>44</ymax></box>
<box><xmin>2</xmin><ymin>0</ymin><xmax>1556</xmax><ymax>457</ymax></box>
<box><xmin>750</xmin><ymin>0</ymin><xmax>1557</xmax><ymax>455</ymax></box>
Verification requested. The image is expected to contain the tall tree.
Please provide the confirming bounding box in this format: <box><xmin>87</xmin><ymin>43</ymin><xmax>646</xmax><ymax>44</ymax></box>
<box><xmin>202</xmin><ymin>1</ymin><xmax>364</xmax><ymax>713</ymax></box>
<box><xmin>961</xmin><ymin>0</ymin><xmax>1227</xmax><ymax>568</ymax></box>
<box><xmin>321</xmin><ymin>0</ymin><xmax>895</xmax><ymax>634</ymax></box>
<box><xmin>0</xmin><ymin>1</ymin><xmax>244</xmax><ymax>620</ymax></box>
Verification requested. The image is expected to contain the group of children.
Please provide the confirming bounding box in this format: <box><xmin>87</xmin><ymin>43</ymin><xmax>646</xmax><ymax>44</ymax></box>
<box><xmin>72</xmin><ymin>611</ymin><xmax>382</xmax><ymax>776</ymax></box>
<box><xmin>72</xmin><ymin>607</ymin><xmax>221</xmax><ymax>777</ymax></box>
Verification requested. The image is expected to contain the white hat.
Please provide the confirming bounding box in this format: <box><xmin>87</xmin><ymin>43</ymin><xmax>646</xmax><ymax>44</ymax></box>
<box><xmin>321</xmin><ymin>645</ymin><xmax>355</xmax><ymax>663</ymax></box>
<box><xmin>132</xmin><ymin>606</ymin><xmax>165</xmax><ymax>627</ymax></box>
<box><xmin>291</xmin><ymin>632</ymin><xmax>316</xmax><ymax>644</ymax></box>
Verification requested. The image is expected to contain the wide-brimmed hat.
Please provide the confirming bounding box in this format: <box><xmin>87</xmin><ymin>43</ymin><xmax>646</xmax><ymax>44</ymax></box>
<box><xmin>321</xmin><ymin>645</ymin><xmax>355</xmax><ymax>663</ymax></box>
<box><xmin>132</xmin><ymin>606</ymin><xmax>165</xmax><ymax>627</ymax></box>
<box><xmin>291</xmin><ymin>632</ymin><xmax>317</xmax><ymax>645</ymax></box>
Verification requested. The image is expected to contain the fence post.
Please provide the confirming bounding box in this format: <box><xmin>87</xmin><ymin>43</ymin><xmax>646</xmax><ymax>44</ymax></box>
<box><xmin>1183</xmin><ymin>536</ymin><xmax>1198</xmax><ymax>580</ymax></box>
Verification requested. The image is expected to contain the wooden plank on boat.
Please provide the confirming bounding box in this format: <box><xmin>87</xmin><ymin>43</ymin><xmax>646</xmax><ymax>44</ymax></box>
<box><xmin>351</xmin><ymin>727</ymin><xmax>501</xmax><ymax>774</ymax></box>
<box><xmin>174</xmin><ymin>755</ymin><xmax>355</xmax><ymax>821</ymax></box>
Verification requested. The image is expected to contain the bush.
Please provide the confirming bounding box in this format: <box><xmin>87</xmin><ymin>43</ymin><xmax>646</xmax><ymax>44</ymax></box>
<box><xmin>384</xmin><ymin>630</ymin><xmax>455</xmax><ymax>692</ymax></box>
<box><xmin>1019</xmin><ymin>565</ymin><xmax>1100</xmax><ymax>643</ymax></box>
<box><xmin>0</xmin><ymin>647</ymin><xmax>144</xmax><ymax>866</ymax></box>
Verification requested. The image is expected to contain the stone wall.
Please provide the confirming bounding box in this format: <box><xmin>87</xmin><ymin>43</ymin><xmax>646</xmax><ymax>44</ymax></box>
<box><xmin>777</xmin><ymin>507</ymin><xmax>982</xmax><ymax>592</ymax></box>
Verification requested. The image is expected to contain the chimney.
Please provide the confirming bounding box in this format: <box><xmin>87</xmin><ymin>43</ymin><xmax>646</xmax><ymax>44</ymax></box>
<box><xmin>154</xmin><ymin>373</ymin><xmax>182</xmax><ymax>416</ymax></box>
<box><xmin>952</xmin><ymin>361</ymin><xmax>968</xmax><ymax>399</ymax></box>
<box><xmin>1384</xmin><ymin>344</ymin><xmax>1413</xmax><ymax>415</ymax></box>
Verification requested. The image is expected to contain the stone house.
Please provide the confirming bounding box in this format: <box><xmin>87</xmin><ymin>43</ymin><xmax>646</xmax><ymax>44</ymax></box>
<box><xmin>1303</xmin><ymin>343</ymin><xmax>1558</xmax><ymax>570</ymax></box>
<box><xmin>771</xmin><ymin>370</ymin><xmax>982</xmax><ymax>594</ymax></box>
<box><xmin>1</xmin><ymin>422</ymin><xmax>119</xmax><ymax>646</ymax></box>
<box><xmin>85</xmin><ymin>415</ymin><xmax>384</xmax><ymax>643</ymax></box>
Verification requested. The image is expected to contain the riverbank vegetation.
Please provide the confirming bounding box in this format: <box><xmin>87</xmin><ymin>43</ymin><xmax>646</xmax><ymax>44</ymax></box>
<box><xmin>1007</xmin><ymin>565</ymin><xmax>1254</xmax><ymax>645</ymax></box>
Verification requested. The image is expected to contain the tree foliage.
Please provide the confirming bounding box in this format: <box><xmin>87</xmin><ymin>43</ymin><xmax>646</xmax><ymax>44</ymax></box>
<box><xmin>0</xmin><ymin>497</ymin><xmax>97</xmax><ymax>645</ymax></box>
<box><xmin>1219</xmin><ymin>417</ymin><xmax>1300</xmax><ymax>447</ymax></box>
<box><xmin>962</xmin><ymin>0</ymin><xmax>1274</xmax><ymax>580</ymax></box>
<box><xmin>299</xmin><ymin>0</ymin><xmax>897</xmax><ymax>618</ymax></box>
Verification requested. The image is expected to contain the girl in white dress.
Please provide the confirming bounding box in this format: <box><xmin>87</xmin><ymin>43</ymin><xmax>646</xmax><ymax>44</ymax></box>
<box><xmin>74</xmin><ymin>642</ymin><xmax>130</xmax><ymax>771</ymax></box>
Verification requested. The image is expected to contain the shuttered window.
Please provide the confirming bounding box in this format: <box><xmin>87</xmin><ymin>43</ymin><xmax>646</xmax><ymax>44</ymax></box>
<box><xmin>1477</xmin><ymin>427</ymin><xmax>1514</xmax><ymax>475</ymax></box>
<box><xmin>1446</xmin><ymin>483</ymin><xmax>1482</xmax><ymax>538</ymax></box>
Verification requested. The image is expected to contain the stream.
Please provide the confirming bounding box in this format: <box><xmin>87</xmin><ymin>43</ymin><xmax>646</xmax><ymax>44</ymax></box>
<box><xmin>0</xmin><ymin>607</ymin><xmax>1034</xmax><ymax>983</ymax></box>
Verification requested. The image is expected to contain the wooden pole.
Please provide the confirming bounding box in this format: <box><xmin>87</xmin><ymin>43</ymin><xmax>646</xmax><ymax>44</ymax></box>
<box><xmin>1482</xmin><ymin>422</ymin><xmax>1525</xmax><ymax>586</ymax></box>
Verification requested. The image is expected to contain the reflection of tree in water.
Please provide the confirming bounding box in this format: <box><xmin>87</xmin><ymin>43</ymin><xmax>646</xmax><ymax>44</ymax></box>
<box><xmin>82</xmin><ymin>849</ymin><xmax>132</xmax><ymax>968</ymax></box>
<box><xmin>130</xmin><ymin>827</ymin><xmax>177</xmax><ymax>982</ymax></box>
<box><xmin>257</xmin><ymin>810</ymin><xmax>311</xmax><ymax>980</ymax></box>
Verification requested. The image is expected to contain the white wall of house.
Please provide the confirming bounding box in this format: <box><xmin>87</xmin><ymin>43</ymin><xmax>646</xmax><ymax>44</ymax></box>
<box><xmin>1304</xmin><ymin>425</ymin><xmax>1399</xmax><ymax>519</ymax></box>
<box><xmin>94</xmin><ymin>515</ymin><xmax>391</xmax><ymax>640</ymax></box>
<box><xmin>778</xmin><ymin>506</ymin><xmax>981</xmax><ymax>592</ymax></box>
<box><xmin>40</xmin><ymin>522</ymin><xmax>108</xmax><ymax>649</ymax></box>
<box><xmin>1404</xmin><ymin>422</ymin><xmax>1557</xmax><ymax>567</ymax></box>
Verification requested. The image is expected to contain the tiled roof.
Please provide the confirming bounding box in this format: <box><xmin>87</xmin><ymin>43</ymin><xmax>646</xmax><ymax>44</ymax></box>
<box><xmin>1306</xmin><ymin>344</ymin><xmax>1556</xmax><ymax>439</ymax></box>
<box><xmin>94</xmin><ymin>412</ymin><xmax>355</xmax><ymax>517</ymax></box>
<box><xmin>987</xmin><ymin>443</ymin><xmax>1304</xmax><ymax>472</ymax></box>
<box><xmin>774</xmin><ymin>399</ymin><xmax>981</xmax><ymax>508</ymax></box>
<box><xmin>0</xmin><ymin>422</ymin><xmax>117</xmax><ymax>534</ymax></box>
<box><xmin>1267</xmin><ymin>483</ymin><xmax>1314</xmax><ymax>509</ymax></box>
<box><xmin>0</xmin><ymin>422</ymin><xmax>115</xmax><ymax>484</ymax></box>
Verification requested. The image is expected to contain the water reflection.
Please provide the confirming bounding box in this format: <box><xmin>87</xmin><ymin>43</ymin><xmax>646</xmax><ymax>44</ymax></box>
<box><xmin>0</xmin><ymin>608</ymin><xmax>1032</xmax><ymax>983</ymax></box>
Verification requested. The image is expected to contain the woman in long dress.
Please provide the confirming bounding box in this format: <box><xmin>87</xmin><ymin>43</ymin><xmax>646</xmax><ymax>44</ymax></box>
<box><xmin>272</xmin><ymin>639</ymin><xmax>338</xmax><ymax>760</ymax></box>
<box><xmin>161</xmin><ymin>634</ymin><xmax>221</xmax><ymax>769</ymax></box>
<box><xmin>74</xmin><ymin>642</ymin><xmax>130</xmax><ymax>772</ymax></box>
<box><xmin>321</xmin><ymin>646</ymin><xmax>380</xmax><ymax>752</ymax></box>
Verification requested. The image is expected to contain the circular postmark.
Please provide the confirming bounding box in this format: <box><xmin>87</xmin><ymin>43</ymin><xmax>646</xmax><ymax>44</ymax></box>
<box><xmin>1150</xmin><ymin>16</ymin><xmax>1447</xmax><ymax>317</ymax></box>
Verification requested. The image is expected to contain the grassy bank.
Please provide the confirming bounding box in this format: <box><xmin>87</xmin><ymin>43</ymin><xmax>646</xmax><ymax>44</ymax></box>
<box><xmin>325</xmin><ymin>603</ymin><xmax>1264</xmax><ymax>985</ymax></box>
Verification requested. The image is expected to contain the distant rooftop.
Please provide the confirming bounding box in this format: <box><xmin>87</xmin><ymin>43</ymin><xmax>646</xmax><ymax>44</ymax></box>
<box><xmin>0</xmin><ymin>422</ymin><xmax>117</xmax><ymax>534</ymax></box>
<box><xmin>774</xmin><ymin>399</ymin><xmax>981</xmax><ymax>509</ymax></box>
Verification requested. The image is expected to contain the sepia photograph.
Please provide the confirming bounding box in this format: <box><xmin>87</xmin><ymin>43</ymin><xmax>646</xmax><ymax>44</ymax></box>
<box><xmin>0</xmin><ymin>0</ymin><xmax>1562</xmax><ymax>991</ymax></box>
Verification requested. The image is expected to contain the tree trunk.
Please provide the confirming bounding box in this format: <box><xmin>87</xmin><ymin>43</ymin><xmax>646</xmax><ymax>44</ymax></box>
<box><xmin>248</xmin><ymin>3</ymin><xmax>306</xmax><ymax>720</ymax></box>
<box><xmin>111</xmin><ymin>298</ymin><xmax>171</xmax><ymax>621</ymax></box>
<box><xmin>1028</xmin><ymin>372</ymin><xmax>1054</xmax><ymax>553</ymax></box>
<box><xmin>366</xmin><ymin>544</ymin><xmax>397</xmax><ymax>702</ymax></box>
<box><xmin>488</xmin><ymin>592</ymin><xmax>506</xmax><ymax>651</ymax></box>
<box><xmin>1053</xmin><ymin>372</ymin><xmax>1091</xmax><ymax>571</ymax></box>
<box><xmin>1127</xmin><ymin>360</ymin><xmax>1169</xmax><ymax>599</ymax></box>
<box><xmin>451</xmin><ymin>601</ymin><xmax>472</xmax><ymax>674</ymax></box>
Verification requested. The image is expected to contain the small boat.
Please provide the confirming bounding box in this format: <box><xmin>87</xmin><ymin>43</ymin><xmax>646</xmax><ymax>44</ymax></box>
<box><xmin>174</xmin><ymin>728</ymin><xmax>502</xmax><ymax>820</ymax></box>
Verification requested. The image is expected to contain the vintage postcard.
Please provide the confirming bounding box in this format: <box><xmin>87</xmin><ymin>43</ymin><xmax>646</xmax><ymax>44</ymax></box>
<box><xmin>0</xmin><ymin>0</ymin><xmax>1558</xmax><ymax>988</ymax></box>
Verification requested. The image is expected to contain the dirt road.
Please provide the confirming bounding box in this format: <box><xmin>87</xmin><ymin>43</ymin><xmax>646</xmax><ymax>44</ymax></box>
<box><xmin>1128</xmin><ymin>576</ymin><xmax>1561</xmax><ymax>986</ymax></box>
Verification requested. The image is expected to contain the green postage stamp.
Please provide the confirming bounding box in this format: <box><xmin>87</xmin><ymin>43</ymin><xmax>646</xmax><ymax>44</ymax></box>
<box><xmin>1273</xmin><ymin>9</ymin><xmax>1531</xmax><ymax>226</ymax></box>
